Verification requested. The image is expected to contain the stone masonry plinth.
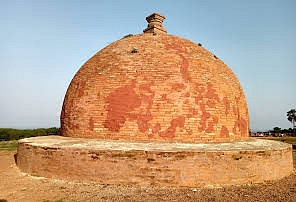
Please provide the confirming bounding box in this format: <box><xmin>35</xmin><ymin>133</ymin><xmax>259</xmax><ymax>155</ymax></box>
<box><xmin>16</xmin><ymin>136</ymin><xmax>293</xmax><ymax>187</ymax></box>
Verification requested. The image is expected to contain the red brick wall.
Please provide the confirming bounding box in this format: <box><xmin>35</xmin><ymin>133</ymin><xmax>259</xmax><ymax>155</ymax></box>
<box><xmin>61</xmin><ymin>33</ymin><xmax>249</xmax><ymax>143</ymax></box>
<box><xmin>16</xmin><ymin>137</ymin><xmax>293</xmax><ymax>187</ymax></box>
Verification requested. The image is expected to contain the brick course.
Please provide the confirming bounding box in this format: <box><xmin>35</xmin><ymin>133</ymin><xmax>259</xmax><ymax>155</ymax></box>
<box><xmin>61</xmin><ymin>33</ymin><xmax>249</xmax><ymax>143</ymax></box>
<box><xmin>16</xmin><ymin>136</ymin><xmax>293</xmax><ymax>187</ymax></box>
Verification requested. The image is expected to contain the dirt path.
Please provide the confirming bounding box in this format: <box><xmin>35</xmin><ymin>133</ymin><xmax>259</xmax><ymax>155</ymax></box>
<box><xmin>0</xmin><ymin>150</ymin><xmax>295</xmax><ymax>202</ymax></box>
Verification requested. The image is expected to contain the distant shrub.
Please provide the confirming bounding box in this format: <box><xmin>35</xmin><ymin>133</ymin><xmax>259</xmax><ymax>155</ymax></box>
<box><xmin>0</xmin><ymin>127</ymin><xmax>60</xmax><ymax>141</ymax></box>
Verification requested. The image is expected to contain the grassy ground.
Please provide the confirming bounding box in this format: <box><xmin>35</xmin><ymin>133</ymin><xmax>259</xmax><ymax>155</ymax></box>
<box><xmin>0</xmin><ymin>140</ymin><xmax>18</xmax><ymax>151</ymax></box>
<box><xmin>264</xmin><ymin>137</ymin><xmax>296</xmax><ymax>144</ymax></box>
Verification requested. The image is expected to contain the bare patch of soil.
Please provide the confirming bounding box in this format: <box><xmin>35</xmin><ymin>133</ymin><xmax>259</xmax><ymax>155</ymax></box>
<box><xmin>0</xmin><ymin>150</ymin><xmax>295</xmax><ymax>202</ymax></box>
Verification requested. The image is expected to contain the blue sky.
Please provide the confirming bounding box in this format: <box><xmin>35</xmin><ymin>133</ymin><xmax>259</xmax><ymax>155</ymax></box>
<box><xmin>0</xmin><ymin>0</ymin><xmax>295</xmax><ymax>131</ymax></box>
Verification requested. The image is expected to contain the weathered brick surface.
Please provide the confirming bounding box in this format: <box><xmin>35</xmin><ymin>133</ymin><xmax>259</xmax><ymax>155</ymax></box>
<box><xmin>61</xmin><ymin>33</ymin><xmax>249</xmax><ymax>143</ymax></box>
<box><xmin>16</xmin><ymin>136</ymin><xmax>293</xmax><ymax>187</ymax></box>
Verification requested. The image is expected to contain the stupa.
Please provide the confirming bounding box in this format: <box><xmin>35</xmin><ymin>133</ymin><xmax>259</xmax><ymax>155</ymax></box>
<box><xmin>16</xmin><ymin>13</ymin><xmax>293</xmax><ymax>187</ymax></box>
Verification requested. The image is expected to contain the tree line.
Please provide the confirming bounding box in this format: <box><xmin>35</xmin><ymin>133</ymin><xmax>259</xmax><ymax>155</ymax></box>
<box><xmin>0</xmin><ymin>127</ymin><xmax>60</xmax><ymax>141</ymax></box>
<box><xmin>1</xmin><ymin>109</ymin><xmax>295</xmax><ymax>141</ymax></box>
<box><xmin>270</xmin><ymin>127</ymin><xmax>295</xmax><ymax>135</ymax></box>
<box><xmin>276</xmin><ymin>108</ymin><xmax>296</xmax><ymax>136</ymax></box>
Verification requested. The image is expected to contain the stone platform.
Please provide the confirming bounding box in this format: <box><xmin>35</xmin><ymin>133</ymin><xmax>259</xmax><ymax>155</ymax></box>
<box><xmin>16</xmin><ymin>136</ymin><xmax>293</xmax><ymax>187</ymax></box>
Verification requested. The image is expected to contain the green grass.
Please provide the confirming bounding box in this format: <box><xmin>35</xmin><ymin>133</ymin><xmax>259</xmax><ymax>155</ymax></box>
<box><xmin>0</xmin><ymin>140</ymin><xmax>18</xmax><ymax>151</ymax></box>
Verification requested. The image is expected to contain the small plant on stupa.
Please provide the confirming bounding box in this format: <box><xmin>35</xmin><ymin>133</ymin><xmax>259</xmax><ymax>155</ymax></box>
<box><xmin>123</xmin><ymin>34</ymin><xmax>133</xmax><ymax>38</ymax></box>
<box><xmin>131</xmin><ymin>48</ymin><xmax>138</xmax><ymax>53</ymax></box>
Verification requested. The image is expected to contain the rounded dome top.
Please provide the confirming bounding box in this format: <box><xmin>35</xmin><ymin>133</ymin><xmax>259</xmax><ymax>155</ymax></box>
<box><xmin>61</xmin><ymin>14</ymin><xmax>249</xmax><ymax>143</ymax></box>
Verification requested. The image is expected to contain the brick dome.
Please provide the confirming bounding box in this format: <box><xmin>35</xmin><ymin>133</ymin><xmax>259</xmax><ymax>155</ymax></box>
<box><xmin>60</xmin><ymin>14</ymin><xmax>249</xmax><ymax>143</ymax></box>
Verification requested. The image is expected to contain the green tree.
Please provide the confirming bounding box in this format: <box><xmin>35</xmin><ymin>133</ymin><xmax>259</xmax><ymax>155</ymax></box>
<box><xmin>287</xmin><ymin>109</ymin><xmax>296</xmax><ymax>132</ymax></box>
<box><xmin>0</xmin><ymin>129</ymin><xmax>9</xmax><ymax>141</ymax></box>
<box><xmin>273</xmin><ymin>127</ymin><xmax>281</xmax><ymax>133</ymax></box>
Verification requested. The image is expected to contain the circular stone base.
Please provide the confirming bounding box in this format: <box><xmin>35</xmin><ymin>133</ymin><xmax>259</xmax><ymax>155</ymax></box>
<box><xmin>16</xmin><ymin>136</ymin><xmax>293</xmax><ymax>187</ymax></box>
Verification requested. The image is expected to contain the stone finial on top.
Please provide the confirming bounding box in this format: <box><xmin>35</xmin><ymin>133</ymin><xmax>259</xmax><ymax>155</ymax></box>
<box><xmin>143</xmin><ymin>13</ymin><xmax>167</xmax><ymax>34</ymax></box>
